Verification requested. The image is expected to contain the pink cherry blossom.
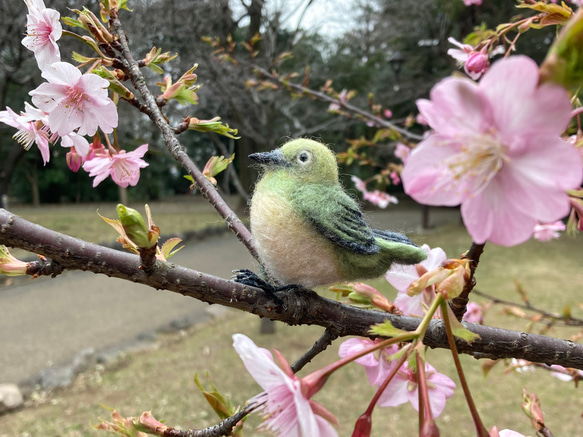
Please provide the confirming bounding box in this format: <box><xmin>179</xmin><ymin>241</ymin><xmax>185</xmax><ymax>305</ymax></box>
<box><xmin>394</xmin><ymin>143</ymin><xmax>410</xmax><ymax>164</ymax></box>
<box><xmin>351</xmin><ymin>176</ymin><xmax>398</xmax><ymax>208</ymax></box>
<box><xmin>0</xmin><ymin>103</ymin><xmax>52</xmax><ymax>164</ymax></box>
<box><xmin>533</xmin><ymin>220</ymin><xmax>565</xmax><ymax>241</ymax></box>
<box><xmin>339</xmin><ymin>339</ymin><xmax>455</xmax><ymax>417</ymax></box>
<box><xmin>389</xmin><ymin>170</ymin><xmax>400</xmax><ymax>185</ymax></box>
<box><xmin>21</xmin><ymin>0</ymin><xmax>62</xmax><ymax>69</ymax></box>
<box><xmin>402</xmin><ymin>56</ymin><xmax>583</xmax><ymax>246</ymax></box>
<box><xmin>83</xmin><ymin>144</ymin><xmax>149</xmax><ymax>188</ymax></box>
<box><xmin>29</xmin><ymin>62</ymin><xmax>118</xmax><ymax>136</ymax></box>
<box><xmin>386</xmin><ymin>244</ymin><xmax>447</xmax><ymax>317</ymax></box>
<box><xmin>462</xmin><ymin>301</ymin><xmax>483</xmax><ymax>324</ymax></box>
<box><xmin>377</xmin><ymin>361</ymin><xmax>455</xmax><ymax>417</ymax></box>
<box><xmin>463</xmin><ymin>0</ymin><xmax>482</xmax><ymax>5</ymax></box>
<box><xmin>233</xmin><ymin>334</ymin><xmax>338</xmax><ymax>437</ymax></box>
<box><xmin>363</xmin><ymin>190</ymin><xmax>398</xmax><ymax>208</ymax></box>
<box><xmin>351</xmin><ymin>175</ymin><xmax>367</xmax><ymax>193</ymax></box>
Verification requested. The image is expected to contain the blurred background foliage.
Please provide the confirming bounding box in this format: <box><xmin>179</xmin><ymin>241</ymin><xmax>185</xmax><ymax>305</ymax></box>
<box><xmin>0</xmin><ymin>0</ymin><xmax>555</xmax><ymax>205</ymax></box>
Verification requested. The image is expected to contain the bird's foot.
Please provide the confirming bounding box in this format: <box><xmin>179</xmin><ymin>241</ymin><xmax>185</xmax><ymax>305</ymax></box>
<box><xmin>232</xmin><ymin>269</ymin><xmax>286</xmax><ymax>307</ymax></box>
<box><xmin>232</xmin><ymin>269</ymin><xmax>275</xmax><ymax>291</ymax></box>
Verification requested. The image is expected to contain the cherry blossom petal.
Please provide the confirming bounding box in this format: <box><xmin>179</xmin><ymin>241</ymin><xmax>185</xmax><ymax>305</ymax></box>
<box><xmin>233</xmin><ymin>334</ymin><xmax>291</xmax><ymax>392</ymax></box>
<box><xmin>480</xmin><ymin>56</ymin><xmax>570</xmax><ymax>141</ymax></box>
<box><xmin>461</xmin><ymin>181</ymin><xmax>536</xmax><ymax>246</ymax></box>
<box><xmin>338</xmin><ymin>338</ymin><xmax>378</xmax><ymax>367</ymax></box>
<box><xmin>377</xmin><ymin>374</ymin><xmax>409</xmax><ymax>407</ymax></box>
<box><xmin>402</xmin><ymin>135</ymin><xmax>471</xmax><ymax>206</ymax></box>
<box><xmin>417</xmin><ymin>77</ymin><xmax>492</xmax><ymax>136</ymax></box>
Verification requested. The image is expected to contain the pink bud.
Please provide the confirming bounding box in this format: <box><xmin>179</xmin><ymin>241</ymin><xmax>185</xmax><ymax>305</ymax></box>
<box><xmin>66</xmin><ymin>147</ymin><xmax>83</xmax><ymax>172</ymax></box>
<box><xmin>464</xmin><ymin>52</ymin><xmax>489</xmax><ymax>79</ymax></box>
<box><xmin>383</xmin><ymin>109</ymin><xmax>393</xmax><ymax>119</ymax></box>
<box><xmin>390</xmin><ymin>170</ymin><xmax>401</xmax><ymax>185</ymax></box>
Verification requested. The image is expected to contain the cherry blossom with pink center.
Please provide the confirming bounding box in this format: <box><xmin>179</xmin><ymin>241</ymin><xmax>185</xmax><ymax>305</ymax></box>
<box><xmin>29</xmin><ymin>62</ymin><xmax>118</xmax><ymax>137</ymax></box>
<box><xmin>402</xmin><ymin>56</ymin><xmax>583</xmax><ymax>246</ymax></box>
<box><xmin>0</xmin><ymin>103</ymin><xmax>53</xmax><ymax>164</ymax></box>
<box><xmin>21</xmin><ymin>0</ymin><xmax>62</xmax><ymax>69</ymax></box>
<box><xmin>83</xmin><ymin>144</ymin><xmax>149</xmax><ymax>188</ymax></box>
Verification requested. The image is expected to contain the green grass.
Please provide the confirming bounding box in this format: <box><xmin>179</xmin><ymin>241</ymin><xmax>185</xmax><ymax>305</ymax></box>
<box><xmin>1</xmin><ymin>205</ymin><xmax>582</xmax><ymax>436</ymax></box>
<box><xmin>8</xmin><ymin>198</ymin><xmax>234</xmax><ymax>244</ymax></box>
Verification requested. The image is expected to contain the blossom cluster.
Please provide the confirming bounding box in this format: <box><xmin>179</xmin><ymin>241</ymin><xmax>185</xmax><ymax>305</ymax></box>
<box><xmin>351</xmin><ymin>175</ymin><xmax>399</xmax><ymax>209</ymax></box>
<box><xmin>0</xmin><ymin>0</ymin><xmax>148</xmax><ymax>188</ymax></box>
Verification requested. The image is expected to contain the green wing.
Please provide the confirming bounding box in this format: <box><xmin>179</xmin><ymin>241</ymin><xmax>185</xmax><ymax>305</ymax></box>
<box><xmin>290</xmin><ymin>184</ymin><xmax>381</xmax><ymax>255</ymax></box>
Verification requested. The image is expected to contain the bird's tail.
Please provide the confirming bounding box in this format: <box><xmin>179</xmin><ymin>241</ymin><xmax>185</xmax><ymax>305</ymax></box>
<box><xmin>372</xmin><ymin>229</ymin><xmax>417</xmax><ymax>246</ymax></box>
<box><xmin>372</xmin><ymin>229</ymin><xmax>427</xmax><ymax>266</ymax></box>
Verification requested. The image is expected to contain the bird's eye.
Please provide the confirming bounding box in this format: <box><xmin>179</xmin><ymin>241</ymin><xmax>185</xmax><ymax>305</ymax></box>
<box><xmin>298</xmin><ymin>151</ymin><xmax>311</xmax><ymax>164</ymax></box>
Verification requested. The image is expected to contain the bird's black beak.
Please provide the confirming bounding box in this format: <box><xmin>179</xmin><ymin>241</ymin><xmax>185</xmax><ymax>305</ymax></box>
<box><xmin>249</xmin><ymin>149</ymin><xmax>289</xmax><ymax>167</ymax></box>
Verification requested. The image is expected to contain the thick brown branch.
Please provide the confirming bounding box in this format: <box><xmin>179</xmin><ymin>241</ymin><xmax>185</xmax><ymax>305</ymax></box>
<box><xmin>2</xmin><ymin>209</ymin><xmax>583</xmax><ymax>369</ymax></box>
<box><xmin>108</xmin><ymin>10</ymin><xmax>259</xmax><ymax>261</ymax></box>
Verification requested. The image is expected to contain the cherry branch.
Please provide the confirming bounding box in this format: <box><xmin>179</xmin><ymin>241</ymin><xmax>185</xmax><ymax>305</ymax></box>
<box><xmin>473</xmin><ymin>288</ymin><xmax>583</xmax><ymax>328</ymax></box>
<box><xmin>291</xmin><ymin>328</ymin><xmax>338</xmax><ymax>373</ymax></box>
<box><xmin>2</xmin><ymin>208</ymin><xmax>583</xmax><ymax>370</ymax></box>
<box><xmin>248</xmin><ymin>63</ymin><xmax>424</xmax><ymax>141</ymax></box>
<box><xmin>108</xmin><ymin>10</ymin><xmax>259</xmax><ymax>262</ymax></box>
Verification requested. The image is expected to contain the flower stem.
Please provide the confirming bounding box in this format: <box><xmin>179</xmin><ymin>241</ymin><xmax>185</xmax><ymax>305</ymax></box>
<box><xmin>440</xmin><ymin>300</ymin><xmax>489</xmax><ymax>437</ymax></box>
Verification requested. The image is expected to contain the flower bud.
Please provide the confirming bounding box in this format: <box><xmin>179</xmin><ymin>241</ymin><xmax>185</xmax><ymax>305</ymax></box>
<box><xmin>116</xmin><ymin>204</ymin><xmax>157</xmax><ymax>249</ymax></box>
<box><xmin>0</xmin><ymin>245</ymin><xmax>28</xmax><ymax>276</ymax></box>
<box><xmin>465</xmin><ymin>52</ymin><xmax>489</xmax><ymax>78</ymax></box>
<box><xmin>66</xmin><ymin>147</ymin><xmax>83</xmax><ymax>172</ymax></box>
<box><xmin>352</xmin><ymin>412</ymin><xmax>372</xmax><ymax>437</ymax></box>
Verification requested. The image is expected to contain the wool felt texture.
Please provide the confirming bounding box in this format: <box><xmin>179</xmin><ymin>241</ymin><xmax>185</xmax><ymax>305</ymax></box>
<box><xmin>249</xmin><ymin>138</ymin><xmax>427</xmax><ymax>289</ymax></box>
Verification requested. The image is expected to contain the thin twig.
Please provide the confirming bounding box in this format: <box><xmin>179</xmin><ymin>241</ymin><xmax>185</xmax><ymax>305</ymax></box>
<box><xmin>248</xmin><ymin>63</ymin><xmax>425</xmax><ymax>141</ymax></box>
<box><xmin>291</xmin><ymin>328</ymin><xmax>338</xmax><ymax>373</ymax></box>
<box><xmin>108</xmin><ymin>10</ymin><xmax>259</xmax><ymax>261</ymax></box>
<box><xmin>473</xmin><ymin>288</ymin><xmax>583</xmax><ymax>327</ymax></box>
<box><xmin>151</xmin><ymin>402</ymin><xmax>259</xmax><ymax>437</ymax></box>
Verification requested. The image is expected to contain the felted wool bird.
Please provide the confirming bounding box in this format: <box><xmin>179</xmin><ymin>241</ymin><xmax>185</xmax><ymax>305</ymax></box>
<box><xmin>238</xmin><ymin>138</ymin><xmax>427</xmax><ymax>290</ymax></box>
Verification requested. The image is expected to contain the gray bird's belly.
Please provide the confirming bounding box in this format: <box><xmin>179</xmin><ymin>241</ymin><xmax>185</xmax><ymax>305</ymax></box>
<box><xmin>250</xmin><ymin>190</ymin><xmax>342</xmax><ymax>288</ymax></box>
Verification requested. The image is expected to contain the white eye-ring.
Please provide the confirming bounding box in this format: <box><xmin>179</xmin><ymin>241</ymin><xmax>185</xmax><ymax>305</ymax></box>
<box><xmin>298</xmin><ymin>150</ymin><xmax>312</xmax><ymax>165</ymax></box>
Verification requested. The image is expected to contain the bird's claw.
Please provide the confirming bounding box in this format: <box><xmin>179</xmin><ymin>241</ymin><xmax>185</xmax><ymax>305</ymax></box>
<box><xmin>232</xmin><ymin>269</ymin><xmax>286</xmax><ymax>307</ymax></box>
<box><xmin>232</xmin><ymin>269</ymin><xmax>275</xmax><ymax>291</ymax></box>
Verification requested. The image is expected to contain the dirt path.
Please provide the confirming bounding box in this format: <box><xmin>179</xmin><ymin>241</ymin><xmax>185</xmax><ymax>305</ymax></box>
<box><xmin>0</xmin><ymin>236</ymin><xmax>254</xmax><ymax>384</ymax></box>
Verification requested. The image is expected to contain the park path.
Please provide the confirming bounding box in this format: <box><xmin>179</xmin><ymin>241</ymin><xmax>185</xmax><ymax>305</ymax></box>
<box><xmin>0</xmin><ymin>206</ymin><xmax>460</xmax><ymax>385</ymax></box>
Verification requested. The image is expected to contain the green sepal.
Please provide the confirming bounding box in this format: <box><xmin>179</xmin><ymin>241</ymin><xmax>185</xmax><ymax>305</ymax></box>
<box><xmin>369</xmin><ymin>320</ymin><xmax>409</xmax><ymax>338</ymax></box>
<box><xmin>194</xmin><ymin>372</ymin><xmax>246</xmax><ymax>436</ymax></box>
<box><xmin>62</xmin><ymin>16</ymin><xmax>85</xmax><ymax>28</ymax></box>
<box><xmin>448</xmin><ymin>306</ymin><xmax>480</xmax><ymax>344</ymax></box>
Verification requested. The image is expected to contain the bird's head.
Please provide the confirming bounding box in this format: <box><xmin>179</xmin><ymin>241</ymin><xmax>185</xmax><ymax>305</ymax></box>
<box><xmin>249</xmin><ymin>139</ymin><xmax>339</xmax><ymax>184</ymax></box>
